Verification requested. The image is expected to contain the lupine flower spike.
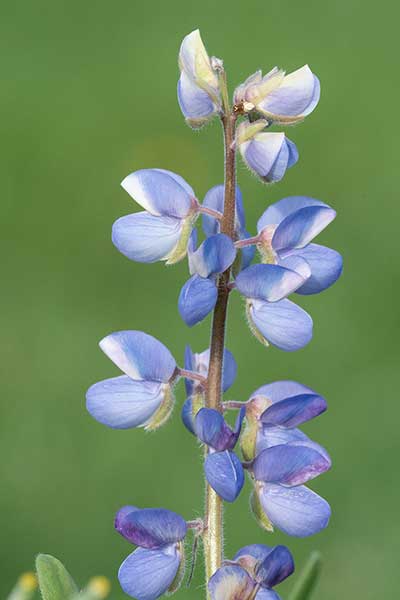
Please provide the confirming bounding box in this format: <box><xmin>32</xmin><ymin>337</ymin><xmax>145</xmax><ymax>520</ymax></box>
<box><xmin>87</xmin><ymin>28</ymin><xmax>342</xmax><ymax>600</ymax></box>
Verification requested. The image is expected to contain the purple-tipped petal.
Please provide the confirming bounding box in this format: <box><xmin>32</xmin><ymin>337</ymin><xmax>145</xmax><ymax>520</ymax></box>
<box><xmin>204</xmin><ymin>450</ymin><xmax>245</xmax><ymax>502</ymax></box>
<box><xmin>259</xmin><ymin>483</ymin><xmax>331</xmax><ymax>537</ymax></box>
<box><xmin>112</xmin><ymin>212</ymin><xmax>183</xmax><ymax>263</ymax></box>
<box><xmin>253</xmin><ymin>444</ymin><xmax>331</xmax><ymax>486</ymax></box>
<box><xmin>115</xmin><ymin>508</ymin><xmax>186</xmax><ymax>548</ymax></box>
<box><xmin>178</xmin><ymin>275</ymin><xmax>218</xmax><ymax>327</ymax></box>
<box><xmin>272</xmin><ymin>206</ymin><xmax>336</xmax><ymax>253</ymax></box>
<box><xmin>115</xmin><ymin>505</ymin><xmax>139</xmax><ymax>531</ymax></box>
<box><xmin>251</xmin><ymin>381</ymin><xmax>316</xmax><ymax>404</ymax></box>
<box><xmin>258</xmin><ymin>66</ymin><xmax>320</xmax><ymax>120</ymax></box>
<box><xmin>248</xmin><ymin>299</ymin><xmax>313</xmax><ymax>351</ymax></box>
<box><xmin>256</xmin><ymin>545</ymin><xmax>294</xmax><ymax>587</ymax></box>
<box><xmin>86</xmin><ymin>376</ymin><xmax>166</xmax><ymax>429</ymax></box>
<box><xmin>236</xmin><ymin>264</ymin><xmax>306</xmax><ymax>303</ymax></box>
<box><xmin>257</xmin><ymin>197</ymin><xmax>329</xmax><ymax>231</ymax></box>
<box><xmin>260</xmin><ymin>393</ymin><xmax>327</xmax><ymax>428</ymax></box>
<box><xmin>99</xmin><ymin>331</ymin><xmax>176</xmax><ymax>383</ymax></box>
<box><xmin>178</xmin><ymin>71</ymin><xmax>217</xmax><ymax>128</ymax></box>
<box><xmin>208</xmin><ymin>565</ymin><xmax>255</xmax><ymax>600</ymax></box>
<box><xmin>118</xmin><ymin>545</ymin><xmax>181</xmax><ymax>600</ymax></box>
<box><xmin>290</xmin><ymin>244</ymin><xmax>343</xmax><ymax>295</ymax></box>
<box><xmin>121</xmin><ymin>169</ymin><xmax>193</xmax><ymax>218</ymax></box>
<box><xmin>202</xmin><ymin>184</ymin><xmax>246</xmax><ymax>237</ymax></box>
<box><xmin>195</xmin><ymin>407</ymin><xmax>245</xmax><ymax>451</ymax></box>
<box><xmin>190</xmin><ymin>234</ymin><xmax>236</xmax><ymax>278</ymax></box>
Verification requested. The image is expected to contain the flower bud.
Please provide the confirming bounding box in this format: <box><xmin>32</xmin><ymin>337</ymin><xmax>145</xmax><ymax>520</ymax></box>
<box><xmin>237</xmin><ymin>122</ymin><xmax>298</xmax><ymax>183</ymax></box>
<box><xmin>178</xmin><ymin>30</ymin><xmax>221</xmax><ymax>127</ymax></box>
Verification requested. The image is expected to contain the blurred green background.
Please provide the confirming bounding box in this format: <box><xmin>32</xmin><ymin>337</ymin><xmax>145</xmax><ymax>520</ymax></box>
<box><xmin>1</xmin><ymin>0</ymin><xmax>398</xmax><ymax>597</ymax></box>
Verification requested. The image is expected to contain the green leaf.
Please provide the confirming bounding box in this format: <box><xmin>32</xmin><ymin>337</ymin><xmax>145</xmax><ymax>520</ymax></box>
<box><xmin>36</xmin><ymin>554</ymin><xmax>79</xmax><ymax>600</ymax></box>
<box><xmin>288</xmin><ymin>552</ymin><xmax>322</xmax><ymax>600</ymax></box>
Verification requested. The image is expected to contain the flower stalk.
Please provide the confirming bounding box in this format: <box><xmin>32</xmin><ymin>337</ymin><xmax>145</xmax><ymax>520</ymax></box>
<box><xmin>203</xmin><ymin>67</ymin><xmax>237</xmax><ymax>596</ymax></box>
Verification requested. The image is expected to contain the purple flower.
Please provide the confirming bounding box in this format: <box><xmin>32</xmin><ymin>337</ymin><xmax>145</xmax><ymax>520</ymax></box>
<box><xmin>178</xmin><ymin>30</ymin><xmax>221</xmax><ymax>128</ymax></box>
<box><xmin>178</xmin><ymin>232</ymin><xmax>236</xmax><ymax>326</ymax></box>
<box><xmin>116</xmin><ymin>506</ymin><xmax>187</xmax><ymax>600</ymax></box>
<box><xmin>113</xmin><ymin>169</ymin><xmax>204</xmax><ymax>265</ymax></box>
<box><xmin>86</xmin><ymin>331</ymin><xmax>177</xmax><ymax>430</ymax></box>
<box><xmin>234</xmin><ymin>65</ymin><xmax>320</xmax><ymax>125</ymax></box>
<box><xmin>237</xmin><ymin>121</ymin><xmax>298</xmax><ymax>183</ymax></box>
<box><xmin>208</xmin><ymin>544</ymin><xmax>294</xmax><ymax>600</ymax></box>
<box><xmin>255</xmin><ymin>196</ymin><xmax>343</xmax><ymax>295</ymax></box>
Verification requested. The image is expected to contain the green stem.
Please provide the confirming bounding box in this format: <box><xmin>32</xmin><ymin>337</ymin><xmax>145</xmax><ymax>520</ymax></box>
<box><xmin>203</xmin><ymin>68</ymin><xmax>237</xmax><ymax>597</ymax></box>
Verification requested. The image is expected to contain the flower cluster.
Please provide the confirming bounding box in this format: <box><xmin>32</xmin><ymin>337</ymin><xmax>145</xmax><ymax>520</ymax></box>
<box><xmin>86</xmin><ymin>28</ymin><xmax>342</xmax><ymax>600</ymax></box>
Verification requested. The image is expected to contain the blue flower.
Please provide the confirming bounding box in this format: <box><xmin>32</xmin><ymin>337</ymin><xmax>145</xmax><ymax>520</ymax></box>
<box><xmin>113</xmin><ymin>169</ymin><xmax>217</xmax><ymax>265</ymax></box>
<box><xmin>241</xmin><ymin>380</ymin><xmax>328</xmax><ymax>462</ymax></box>
<box><xmin>181</xmin><ymin>344</ymin><xmax>237</xmax><ymax>434</ymax></box>
<box><xmin>86</xmin><ymin>331</ymin><xmax>177</xmax><ymax>430</ymax></box>
<box><xmin>237</xmin><ymin>121</ymin><xmax>298</xmax><ymax>183</ymax></box>
<box><xmin>208</xmin><ymin>544</ymin><xmax>294</xmax><ymax>600</ymax></box>
<box><xmin>196</xmin><ymin>407</ymin><xmax>246</xmax><ymax>502</ymax></box>
<box><xmin>251</xmin><ymin>441</ymin><xmax>331</xmax><ymax>537</ymax></box>
<box><xmin>115</xmin><ymin>506</ymin><xmax>187</xmax><ymax>600</ymax></box>
<box><xmin>201</xmin><ymin>184</ymin><xmax>255</xmax><ymax>270</ymax></box>
<box><xmin>178</xmin><ymin>30</ymin><xmax>221</xmax><ymax>128</ymax></box>
<box><xmin>178</xmin><ymin>231</ymin><xmax>236</xmax><ymax>326</ymax></box>
<box><xmin>255</xmin><ymin>196</ymin><xmax>343</xmax><ymax>295</ymax></box>
<box><xmin>234</xmin><ymin>65</ymin><xmax>320</xmax><ymax>125</ymax></box>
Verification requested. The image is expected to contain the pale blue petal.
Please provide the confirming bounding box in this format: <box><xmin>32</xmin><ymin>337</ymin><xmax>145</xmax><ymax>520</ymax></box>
<box><xmin>236</xmin><ymin>264</ymin><xmax>306</xmax><ymax>302</ymax></box>
<box><xmin>208</xmin><ymin>565</ymin><xmax>255</xmax><ymax>600</ymax></box>
<box><xmin>258</xmin><ymin>66</ymin><xmax>320</xmax><ymax>118</ymax></box>
<box><xmin>259</xmin><ymin>483</ymin><xmax>331</xmax><ymax>537</ymax></box>
<box><xmin>249</xmin><ymin>299</ymin><xmax>313</xmax><ymax>351</ymax></box>
<box><xmin>86</xmin><ymin>376</ymin><xmax>165</xmax><ymax>429</ymax></box>
<box><xmin>277</xmin><ymin>254</ymin><xmax>311</xmax><ymax>281</ymax></box>
<box><xmin>204</xmin><ymin>450</ymin><xmax>244</xmax><ymax>502</ymax></box>
<box><xmin>178</xmin><ymin>71</ymin><xmax>217</xmax><ymax>126</ymax></box>
<box><xmin>272</xmin><ymin>206</ymin><xmax>336</xmax><ymax>252</ymax></box>
<box><xmin>290</xmin><ymin>244</ymin><xmax>343</xmax><ymax>295</ymax></box>
<box><xmin>259</xmin><ymin>585</ymin><xmax>283</xmax><ymax>598</ymax></box>
<box><xmin>250</xmin><ymin>381</ymin><xmax>316</xmax><ymax>404</ymax></box>
<box><xmin>240</xmin><ymin>133</ymin><xmax>284</xmax><ymax>179</ymax></box>
<box><xmin>256</xmin><ymin>426</ymin><xmax>309</xmax><ymax>454</ymax></box>
<box><xmin>178</xmin><ymin>275</ymin><xmax>218</xmax><ymax>326</ymax></box>
<box><xmin>202</xmin><ymin>184</ymin><xmax>246</xmax><ymax>236</ymax></box>
<box><xmin>257</xmin><ymin>197</ymin><xmax>328</xmax><ymax>231</ymax></box>
<box><xmin>112</xmin><ymin>212</ymin><xmax>182</xmax><ymax>263</ymax></box>
<box><xmin>121</xmin><ymin>169</ymin><xmax>193</xmax><ymax>218</ymax></box>
<box><xmin>190</xmin><ymin>234</ymin><xmax>236</xmax><ymax>277</ymax></box>
<box><xmin>118</xmin><ymin>545</ymin><xmax>181</xmax><ymax>600</ymax></box>
<box><xmin>183</xmin><ymin>345</ymin><xmax>194</xmax><ymax>396</ymax></box>
<box><xmin>253</xmin><ymin>444</ymin><xmax>331</xmax><ymax>486</ymax></box>
<box><xmin>99</xmin><ymin>330</ymin><xmax>176</xmax><ymax>382</ymax></box>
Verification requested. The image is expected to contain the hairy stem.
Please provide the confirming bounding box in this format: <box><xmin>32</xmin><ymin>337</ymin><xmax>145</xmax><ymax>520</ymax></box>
<box><xmin>203</xmin><ymin>71</ymin><xmax>237</xmax><ymax>596</ymax></box>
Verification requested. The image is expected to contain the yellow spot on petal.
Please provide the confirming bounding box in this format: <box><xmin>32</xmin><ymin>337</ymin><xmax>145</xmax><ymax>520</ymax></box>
<box><xmin>19</xmin><ymin>573</ymin><xmax>37</xmax><ymax>592</ymax></box>
<box><xmin>87</xmin><ymin>576</ymin><xmax>111</xmax><ymax>599</ymax></box>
